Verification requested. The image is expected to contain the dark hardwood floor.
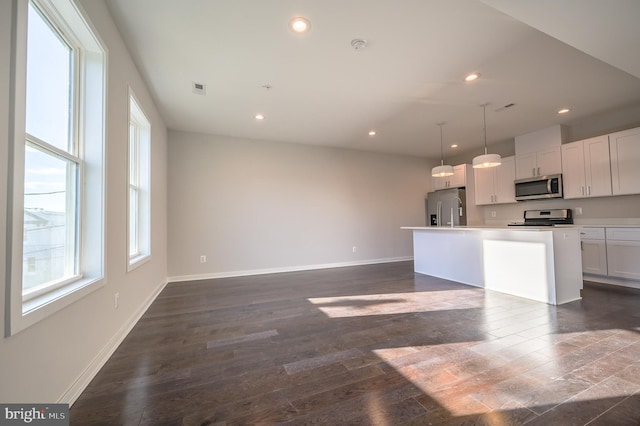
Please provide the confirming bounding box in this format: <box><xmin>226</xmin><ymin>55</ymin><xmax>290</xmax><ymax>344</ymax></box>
<box><xmin>70</xmin><ymin>261</ymin><xmax>640</xmax><ymax>425</ymax></box>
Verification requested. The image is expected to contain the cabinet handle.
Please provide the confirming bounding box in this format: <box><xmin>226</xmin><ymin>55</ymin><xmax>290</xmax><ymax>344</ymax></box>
<box><xmin>581</xmin><ymin>241</ymin><xmax>583</xmax><ymax>251</ymax></box>
<box><xmin>581</xmin><ymin>186</ymin><xmax>585</xmax><ymax>196</ymax></box>
<box><xmin>532</xmin><ymin>167</ymin><xmax>536</xmax><ymax>176</ymax></box>
<box><xmin>537</xmin><ymin>167</ymin><xmax>540</xmax><ymax>176</ymax></box>
<box><xmin>587</xmin><ymin>186</ymin><xmax>591</xmax><ymax>196</ymax></box>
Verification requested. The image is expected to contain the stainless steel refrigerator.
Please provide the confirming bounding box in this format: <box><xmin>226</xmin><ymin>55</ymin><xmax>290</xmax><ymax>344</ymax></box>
<box><xmin>426</xmin><ymin>188</ymin><xmax>467</xmax><ymax>227</ymax></box>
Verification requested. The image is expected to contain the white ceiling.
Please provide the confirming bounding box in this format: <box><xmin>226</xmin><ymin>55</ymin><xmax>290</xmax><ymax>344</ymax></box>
<box><xmin>105</xmin><ymin>0</ymin><xmax>640</xmax><ymax>159</ymax></box>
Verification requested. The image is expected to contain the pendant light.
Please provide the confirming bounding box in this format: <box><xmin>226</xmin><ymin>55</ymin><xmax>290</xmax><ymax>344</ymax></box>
<box><xmin>472</xmin><ymin>103</ymin><xmax>502</xmax><ymax>169</ymax></box>
<box><xmin>431</xmin><ymin>122</ymin><xmax>454</xmax><ymax>177</ymax></box>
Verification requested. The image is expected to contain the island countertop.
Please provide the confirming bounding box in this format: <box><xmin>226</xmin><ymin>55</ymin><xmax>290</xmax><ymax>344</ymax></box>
<box><xmin>403</xmin><ymin>226</ymin><xmax>583</xmax><ymax>305</ymax></box>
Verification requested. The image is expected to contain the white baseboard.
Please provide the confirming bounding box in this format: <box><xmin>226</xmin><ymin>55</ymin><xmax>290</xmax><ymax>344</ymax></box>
<box><xmin>60</xmin><ymin>279</ymin><xmax>168</xmax><ymax>406</ymax></box>
<box><xmin>168</xmin><ymin>256</ymin><xmax>414</xmax><ymax>283</ymax></box>
<box><xmin>583</xmin><ymin>274</ymin><xmax>640</xmax><ymax>290</ymax></box>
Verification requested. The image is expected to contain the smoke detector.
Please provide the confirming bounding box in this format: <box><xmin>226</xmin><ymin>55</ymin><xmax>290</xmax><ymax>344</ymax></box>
<box><xmin>350</xmin><ymin>39</ymin><xmax>368</xmax><ymax>50</ymax></box>
<box><xmin>192</xmin><ymin>82</ymin><xmax>206</xmax><ymax>95</ymax></box>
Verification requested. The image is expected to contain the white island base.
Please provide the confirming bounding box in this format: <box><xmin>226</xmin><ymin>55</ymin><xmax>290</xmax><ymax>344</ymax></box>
<box><xmin>402</xmin><ymin>227</ymin><xmax>583</xmax><ymax>305</ymax></box>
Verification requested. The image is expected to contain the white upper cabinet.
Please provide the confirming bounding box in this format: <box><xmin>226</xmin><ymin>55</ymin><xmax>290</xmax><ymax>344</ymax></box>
<box><xmin>561</xmin><ymin>142</ymin><xmax>586</xmax><ymax>198</ymax></box>
<box><xmin>610</xmin><ymin>127</ymin><xmax>640</xmax><ymax>196</ymax></box>
<box><xmin>516</xmin><ymin>146</ymin><xmax>562</xmax><ymax>179</ymax></box>
<box><xmin>474</xmin><ymin>156</ymin><xmax>516</xmax><ymax>205</ymax></box>
<box><xmin>432</xmin><ymin>164</ymin><xmax>467</xmax><ymax>190</ymax></box>
<box><xmin>514</xmin><ymin>152</ymin><xmax>536</xmax><ymax>180</ymax></box>
<box><xmin>515</xmin><ymin>125</ymin><xmax>566</xmax><ymax>179</ymax></box>
<box><xmin>562</xmin><ymin>135</ymin><xmax>612</xmax><ymax>199</ymax></box>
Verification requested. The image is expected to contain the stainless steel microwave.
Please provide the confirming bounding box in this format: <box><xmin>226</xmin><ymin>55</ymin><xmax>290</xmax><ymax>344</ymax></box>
<box><xmin>514</xmin><ymin>174</ymin><xmax>563</xmax><ymax>201</ymax></box>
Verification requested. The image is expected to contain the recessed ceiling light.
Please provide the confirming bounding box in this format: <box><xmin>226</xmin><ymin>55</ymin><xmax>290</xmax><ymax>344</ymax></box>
<box><xmin>289</xmin><ymin>17</ymin><xmax>311</xmax><ymax>34</ymax></box>
<box><xmin>465</xmin><ymin>73</ymin><xmax>480</xmax><ymax>82</ymax></box>
<box><xmin>255</xmin><ymin>114</ymin><xmax>265</xmax><ymax>120</ymax></box>
<box><xmin>558</xmin><ymin>108</ymin><xmax>571</xmax><ymax>114</ymax></box>
<box><xmin>368</xmin><ymin>131</ymin><xmax>376</xmax><ymax>136</ymax></box>
<box><xmin>451</xmin><ymin>144</ymin><xmax>458</xmax><ymax>148</ymax></box>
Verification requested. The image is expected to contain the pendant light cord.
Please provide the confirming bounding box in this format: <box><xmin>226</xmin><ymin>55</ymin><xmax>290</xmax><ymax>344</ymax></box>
<box><xmin>439</xmin><ymin>123</ymin><xmax>445</xmax><ymax>166</ymax></box>
<box><xmin>483</xmin><ymin>103</ymin><xmax>488</xmax><ymax>155</ymax></box>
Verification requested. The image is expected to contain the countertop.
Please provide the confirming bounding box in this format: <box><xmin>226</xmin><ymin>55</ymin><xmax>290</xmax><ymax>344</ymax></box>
<box><xmin>482</xmin><ymin>219</ymin><xmax>640</xmax><ymax>228</ymax></box>
<box><xmin>400</xmin><ymin>223</ymin><xmax>640</xmax><ymax>232</ymax></box>
<box><xmin>401</xmin><ymin>226</ymin><xmax>579</xmax><ymax>232</ymax></box>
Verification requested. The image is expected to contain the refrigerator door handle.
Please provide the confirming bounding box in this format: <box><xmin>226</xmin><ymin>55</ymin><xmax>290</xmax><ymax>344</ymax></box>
<box><xmin>437</xmin><ymin>201</ymin><xmax>442</xmax><ymax>226</ymax></box>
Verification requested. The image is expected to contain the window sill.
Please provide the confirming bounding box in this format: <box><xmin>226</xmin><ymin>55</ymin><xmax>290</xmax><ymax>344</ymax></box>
<box><xmin>128</xmin><ymin>253</ymin><xmax>151</xmax><ymax>272</ymax></box>
<box><xmin>10</xmin><ymin>275</ymin><xmax>105</xmax><ymax>336</ymax></box>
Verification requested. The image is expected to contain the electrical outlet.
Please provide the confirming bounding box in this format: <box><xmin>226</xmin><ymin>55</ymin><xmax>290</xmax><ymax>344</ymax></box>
<box><xmin>352</xmin><ymin>246</ymin><xmax>357</xmax><ymax>253</ymax></box>
<box><xmin>491</xmin><ymin>211</ymin><xmax>497</xmax><ymax>218</ymax></box>
<box><xmin>114</xmin><ymin>292</ymin><xmax>119</xmax><ymax>309</ymax></box>
<box><xmin>200</xmin><ymin>255</ymin><xmax>207</xmax><ymax>263</ymax></box>
<box><xmin>575</xmin><ymin>207</ymin><xmax>583</xmax><ymax>216</ymax></box>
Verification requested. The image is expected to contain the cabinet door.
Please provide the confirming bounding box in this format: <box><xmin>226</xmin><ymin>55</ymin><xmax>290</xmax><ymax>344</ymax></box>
<box><xmin>536</xmin><ymin>146</ymin><xmax>562</xmax><ymax>176</ymax></box>
<box><xmin>494</xmin><ymin>156</ymin><xmax>516</xmax><ymax>203</ymax></box>
<box><xmin>607</xmin><ymin>241</ymin><xmax>640</xmax><ymax>280</ymax></box>
<box><xmin>583</xmin><ymin>136</ymin><xmax>612</xmax><ymax>197</ymax></box>
<box><xmin>515</xmin><ymin>152</ymin><xmax>536</xmax><ymax>179</ymax></box>
<box><xmin>474</xmin><ymin>167</ymin><xmax>495</xmax><ymax>205</ymax></box>
<box><xmin>449</xmin><ymin>164</ymin><xmax>467</xmax><ymax>188</ymax></box>
<box><xmin>610</xmin><ymin>127</ymin><xmax>640</xmax><ymax>195</ymax></box>
<box><xmin>581</xmin><ymin>240</ymin><xmax>607</xmax><ymax>275</ymax></box>
<box><xmin>561</xmin><ymin>141</ymin><xmax>587</xmax><ymax>199</ymax></box>
<box><xmin>432</xmin><ymin>176</ymin><xmax>447</xmax><ymax>191</ymax></box>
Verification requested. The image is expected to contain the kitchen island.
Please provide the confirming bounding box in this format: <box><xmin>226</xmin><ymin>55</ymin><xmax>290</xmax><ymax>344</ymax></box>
<box><xmin>402</xmin><ymin>226</ymin><xmax>583</xmax><ymax>305</ymax></box>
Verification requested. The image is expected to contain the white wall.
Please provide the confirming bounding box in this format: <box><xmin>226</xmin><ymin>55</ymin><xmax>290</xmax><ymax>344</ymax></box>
<box><xmin>0</xmin><ymin>0</ymin><xmax>168</xmax><ymax>403</ymax></box>
<box><xmin>168</xmin><ymin>131</ymin><xmax>433</xmax><ymax>280</ymax></box>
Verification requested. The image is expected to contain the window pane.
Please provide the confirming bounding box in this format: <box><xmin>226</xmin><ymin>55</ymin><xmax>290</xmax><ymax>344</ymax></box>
<box><xmin>23</xmin><ymin>144</ymin><xmax>78</xmax><ymax>292</ymax></box>
<box><xmin>129</xmin><ymin>123</ymin><xmax>137</xmax><ymax>185</ymax></box>
<box><xmin>129</xmin><ymin>185</ymin><xmax>139</xmax><ymax>257</ymax></box>
<box><xmin>128</xmin><ymin>94</ymin><xmax>150</xmax><ymax>266</ymax></box>
<box><xmin>25</xmin><ymin>3</ymin><xmax>73</xmax><ymax>152</ymax></box>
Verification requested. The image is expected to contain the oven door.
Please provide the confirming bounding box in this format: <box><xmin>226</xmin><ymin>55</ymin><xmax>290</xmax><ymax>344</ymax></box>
<box><xmin>515</xmin><ymin>174</ymin><xmax>563</xmax><ymax>200</ymax></box>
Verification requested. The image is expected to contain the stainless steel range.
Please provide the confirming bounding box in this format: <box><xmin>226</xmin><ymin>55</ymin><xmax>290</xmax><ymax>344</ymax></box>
<box><xmin>508</xmin><ymin>209</ymin><xmax>573</xmax><ymax>227</ymax></box>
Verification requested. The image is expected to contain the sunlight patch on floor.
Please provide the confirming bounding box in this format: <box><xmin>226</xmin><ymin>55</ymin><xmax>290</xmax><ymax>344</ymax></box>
<box><xmin>307</xmin><ymin>289</ymin><xmax>486</xmax><ymax>318</ymax></box>
<box><xmin>377</xmin><ymin>335</ymin><xmax>640</xmax><ymax>418</ymax></box>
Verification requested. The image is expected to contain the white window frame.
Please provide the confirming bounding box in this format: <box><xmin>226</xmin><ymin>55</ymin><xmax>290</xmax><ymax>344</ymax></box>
<box><xmin>127</xmin><ymin>89</ymin><xmax>151</xmax><ymax>270</ymax></box>
<box><xmin>6</xmin><ymin>0</ymin><xmax>106</xmax><ymax>335</ymax></box>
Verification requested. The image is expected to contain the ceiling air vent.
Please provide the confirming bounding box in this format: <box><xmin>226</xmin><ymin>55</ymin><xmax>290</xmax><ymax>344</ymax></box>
<box><xmin>192</xmin><ymin>82</ymin><xmax>206</xmax><ymax>95</ymax></box>
<box><xmin>495</xmin><ymin>102</ymin><xmax>515</xmax><ymax>112</ymax></box>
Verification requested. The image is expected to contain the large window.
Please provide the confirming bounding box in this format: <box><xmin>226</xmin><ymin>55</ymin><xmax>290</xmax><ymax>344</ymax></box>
<box><xmin>128</xmin><ymin>91</ymin><xmax>151</xmax><ymax>269</ymax></box>
<box><xmin>8</xmin><ymin>0</ymin><xmax>106</xmax><ymax>335</ymax></box>
<box><xmin>23</xmin><ymin>2</ymin><xmax>79</xmax><ymax>299</ymax></box>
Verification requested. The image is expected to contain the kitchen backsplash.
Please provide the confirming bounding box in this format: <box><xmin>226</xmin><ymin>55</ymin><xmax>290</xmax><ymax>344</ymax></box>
<box><xmin>482</xmin><ymin>193</ymin><xmax>640</xmax><ymax>225</ymax></box>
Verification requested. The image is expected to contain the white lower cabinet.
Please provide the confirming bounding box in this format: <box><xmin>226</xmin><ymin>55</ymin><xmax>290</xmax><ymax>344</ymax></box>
<box><xmin>606</xmin><ymin>228</ymin><xmax>640</xmax><ymax>280</ymax></box>
<box><xmin>580</xmin><ymin>228</ymin><xmax>607</xmax><ymax>275</ymax></box>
